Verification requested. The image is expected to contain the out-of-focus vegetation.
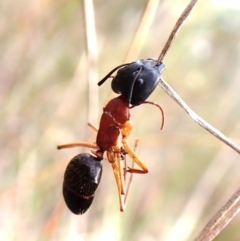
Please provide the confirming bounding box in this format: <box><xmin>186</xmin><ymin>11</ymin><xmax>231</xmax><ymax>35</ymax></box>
<box><xmin>1</xmin><ymin>0</ymin><xmax>240</xmax><ymax>241</ymax></box>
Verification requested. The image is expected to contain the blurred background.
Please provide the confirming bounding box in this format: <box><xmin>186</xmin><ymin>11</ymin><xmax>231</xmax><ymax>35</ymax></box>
<box><xmin>1</xmin><ymin>0</ymin><xmax>240</xmax><ymax>240</ymax></box>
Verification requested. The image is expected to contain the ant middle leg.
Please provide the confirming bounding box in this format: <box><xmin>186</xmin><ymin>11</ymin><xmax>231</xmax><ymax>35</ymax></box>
<box><xmin>107</xmin><ymin>149</ymin><xmax>126</xmax><ymax>212</ymax></box>
<box><xmin>87</xmin><ymin>122</ymin><xmax>98</xmax><ymax>132</ymax></box>
<box><xmin>57</xmin><ymin>123</ymin><xmax>99</xmax><ymax>150</ymax></box>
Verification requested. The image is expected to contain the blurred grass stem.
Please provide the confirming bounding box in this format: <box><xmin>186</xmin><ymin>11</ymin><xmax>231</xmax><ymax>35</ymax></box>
<box><xmin>83</xmin><ymin>0</ymin><xmax>99</xmax><ymax>123</ymax></box>
<box><xmin>125</xmin><ymin>0</ymin><xmax>161</xmax><ymax>62</ymax></box>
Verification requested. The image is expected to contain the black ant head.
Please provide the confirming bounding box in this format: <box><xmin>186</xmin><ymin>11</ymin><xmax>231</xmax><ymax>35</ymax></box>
<box><xmin>98</xmin><ymin>58</ymin><xmax>166</xmax><ymax>105</ymax></box>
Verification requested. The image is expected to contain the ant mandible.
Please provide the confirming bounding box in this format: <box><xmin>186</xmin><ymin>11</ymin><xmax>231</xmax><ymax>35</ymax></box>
<box><xmin>58</xmin><ymin>58</ymin><xmax>165</xmax><ymax>214</ymax></box>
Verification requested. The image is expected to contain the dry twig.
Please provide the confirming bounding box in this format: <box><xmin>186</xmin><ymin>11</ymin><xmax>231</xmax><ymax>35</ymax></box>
<box><xmin>156</xmin><ymin>0</ymin><xmax>240</xmax><ymax>240</ymax></box>
<box><xmin>158</xmin><ymin>79</ymin><xmax>240</xmax><ymax>154</ymax></box>
<box><xmin>193</xmin><ymin>186</ymin><xmax>240</xmax><ymax>241</ymax></box>
<box><xmin>158</xmin><ymin>0</ymin><xmax>240</xmax><ymax>153</ymax></box>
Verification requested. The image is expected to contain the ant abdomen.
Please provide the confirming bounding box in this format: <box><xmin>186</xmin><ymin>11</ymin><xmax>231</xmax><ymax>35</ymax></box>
<box><xmin>62</xmin><ymin>153</ymin><xmax>103</xmax><ymax>214</ymax></box>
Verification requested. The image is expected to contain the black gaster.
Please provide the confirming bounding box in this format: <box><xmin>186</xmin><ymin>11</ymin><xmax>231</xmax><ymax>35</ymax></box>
<box><xmin>63</xmin><ymin>153</ymin><xmax>103</xmax><ymax>214</ymax></box>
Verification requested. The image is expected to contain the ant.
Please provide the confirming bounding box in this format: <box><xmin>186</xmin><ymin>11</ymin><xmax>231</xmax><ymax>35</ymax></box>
<box><xmin>58</xmin><ymin>58</ymin><xmax>165</xmax><ymax>214</ymax></box>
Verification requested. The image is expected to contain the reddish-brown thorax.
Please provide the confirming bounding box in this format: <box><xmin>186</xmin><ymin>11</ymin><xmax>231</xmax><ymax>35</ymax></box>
<box><xmin>96</xmin><ymin>95</ymin><xmax>130</xmax><ymax>151</ymax></box>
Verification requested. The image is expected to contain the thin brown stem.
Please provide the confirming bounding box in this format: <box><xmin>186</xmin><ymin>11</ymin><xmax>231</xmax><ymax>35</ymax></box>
<box><xmin>158</xmin><ymin>0</ymin><xmax>199</xmax><ymax>62</ymax></box>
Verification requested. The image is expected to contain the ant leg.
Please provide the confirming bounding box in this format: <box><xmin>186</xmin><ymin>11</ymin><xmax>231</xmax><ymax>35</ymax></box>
<box><xmin>107</xmin><ymin>151</ymin><xmax>125</xmax><ymax>212</ymax></box>
<box><xmin>122</xmin><ymin>138</ymin><xmax>148</xmax><ymax>174</ymax></box>
<box><xmin>87</xmin><ymin>122</ymin><xmax>98</xmax><ymax>132</ymax></box>
<box><xmin>57</xmin><ymin>142</ymin><xmax>97</xmax><ymax>150</ymax></box>
<box><xmin>107</xmin><ymin>150</ymin><xmax>125</xmax><ymax>194</ymax></box>
<box><xmin>57</xmin><ymin>123</ymin><xmax>99</xmax><ymax>150</ymax></box>
<box><xmin>124</xmin><ymin>139</ymin><xmax>138</xmax><ymax>204</ymax></box>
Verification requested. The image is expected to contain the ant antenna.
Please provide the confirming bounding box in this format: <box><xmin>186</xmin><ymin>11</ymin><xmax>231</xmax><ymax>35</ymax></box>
<box><xmin>126</xmin><ymin>66</ymin><xmax>143</xmax><ymax>105</ymax></box>
<box><xmin>131</xmin><ymin>101</ymin><xmax>165</xmax><ymax>130</ymax></box>
<box><xmin>98</xmin><ymin>63</ymin><xmax>130</xmax><ymax>86</ymax></box>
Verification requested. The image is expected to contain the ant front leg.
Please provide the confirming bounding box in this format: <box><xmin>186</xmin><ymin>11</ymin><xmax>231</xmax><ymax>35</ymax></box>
<box><xmin>121</xmin><ymin>137</ymin><xmax>148</xmax><ymax>174</ymax></box>
<box><xmin>119</xmin><ymin>120</ymin><xmax>148</xmax><ymax>174</ymax></box>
